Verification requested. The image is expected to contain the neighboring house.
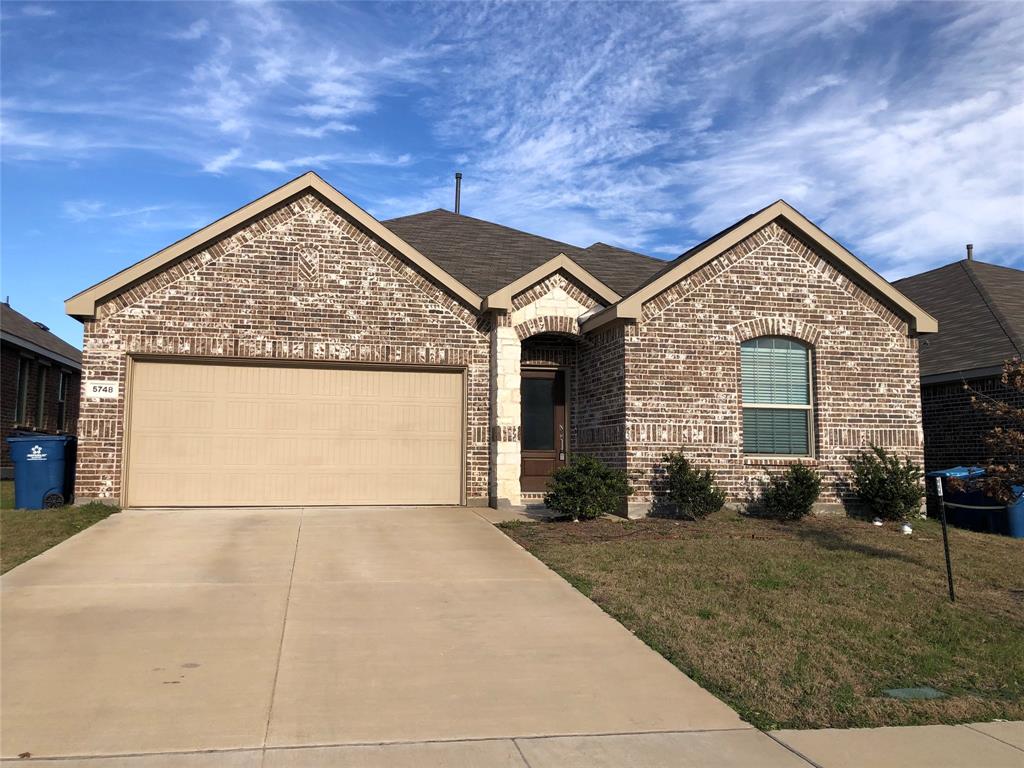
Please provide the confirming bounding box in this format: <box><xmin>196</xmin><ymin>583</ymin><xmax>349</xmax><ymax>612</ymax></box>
<box><xmin>1</xmin><ymin>302</ymin><xmax>82</xmax><ymax>478</ymax></box>
<box><xmin>65</xmin><ymin>172</ymin><xmax>936</xmax><ymax>514</ymax></box>
<box><xmin>894</xmin><ymin>255</ymin><xmax>1024</xmax><ymax>474</ymax></box>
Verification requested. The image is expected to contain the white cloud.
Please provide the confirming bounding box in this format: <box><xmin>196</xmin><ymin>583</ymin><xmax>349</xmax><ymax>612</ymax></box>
<box><xmin>294</xmin><ymin>121</ymin><xmax>357</xmax><ymax>138</ymax></box>
<box><xmin>202</xmin><ymin>147</ymin><xmax>242</xmax><ymax>174</ymax></box>
<box><xmin>21</xmin><ymin>4</ymin><xmax>55</xmax><ymax>17</ymax></box>
<box><xmin>169</xmin><ymin>19</ymin><xmax>209</xmax><ymax>41</ymax></box>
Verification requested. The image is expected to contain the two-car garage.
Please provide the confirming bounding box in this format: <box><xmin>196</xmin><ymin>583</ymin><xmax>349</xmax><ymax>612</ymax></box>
<box><xmin>124</xmin><ymin>360</ymin><xmax>464</xmax><ymax>507</ymax></box>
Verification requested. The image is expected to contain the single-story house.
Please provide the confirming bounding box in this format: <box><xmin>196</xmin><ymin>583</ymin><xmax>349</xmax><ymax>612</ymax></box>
<box><xmin>894</xmin><ymin>253</ymin><xmax>1023</xmax><ymax>474</ymax></box>
<box><xmin>66</xmin><ymin>172</ymin><xmax>936</xmax><ymax>514</ymax></box>
<box><xmin>1</xmin><ymin>302</ymin><xmax>82</xmax><ymax>478</ymax></box>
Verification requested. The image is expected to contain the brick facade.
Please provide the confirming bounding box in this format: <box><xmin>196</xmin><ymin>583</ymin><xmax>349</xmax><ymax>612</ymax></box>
<box><xmin>920</xmin><ymin>375</ymin><xmax>1024</xmax><ymax>473</ymax></box>
<box><xmin>75</xmin><ymin>191</ymin><xmax>925</xmax><ymax>514</ymax></box>
<box><xmin>1</xmin><ymin>341</ymin><xmax>81</xmax><ymax>474</ymax></box>
<box><xmin>625</xmin><ymin>221</ymin><xmax>923</xmax><ymax>513</ymax></box>
<box><xmin>77</xmin><ymin>192</ymin><xmax>491</xmax><ymax>504</ymax></box>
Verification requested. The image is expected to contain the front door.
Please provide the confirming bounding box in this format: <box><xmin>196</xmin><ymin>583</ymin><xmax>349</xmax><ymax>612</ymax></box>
<box><xmin>520</xmin><ymin>369</ymin><xmax>567</xmax><ymax>493</ymax></box>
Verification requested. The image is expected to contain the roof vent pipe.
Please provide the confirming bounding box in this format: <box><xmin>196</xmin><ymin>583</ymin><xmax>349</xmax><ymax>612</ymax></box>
<box><xmin>454</xmin><ymin>172</ymin><xmax>462</xmax><ymax>215</ymax></box>
<box><xmin>966</xmin><ymin>243</ymin><xmax>973</xmax><ymax>261</ymax></box>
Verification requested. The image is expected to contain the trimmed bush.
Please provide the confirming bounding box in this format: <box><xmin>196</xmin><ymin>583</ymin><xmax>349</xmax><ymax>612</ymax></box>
<box><xmin>543</xmin><ymin>455</ymin><xmax>632</xmax><ymax>521</ymax></box>
<box><xmin>848</xmin><ymin>444</ymin><xmax>923</xmax><ymax>521</ymax></box>
<box><xmin>759</xmin><ymin>464</ymin><xmax>821</xmax><ymax>521</ymax></box>
<box><xmin>660</xmin><ymin>452</ymin><xmax>726</xmax><ymax>520</ymax></box>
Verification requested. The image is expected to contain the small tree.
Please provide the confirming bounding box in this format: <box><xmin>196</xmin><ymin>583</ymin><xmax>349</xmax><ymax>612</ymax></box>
<box><xmin>660</xmin><ymin>452</ymin><xmax>726</xmax><ymax>520</ymax></box>
<box><xmin>759</xmin><ymin>464</ymin><xmax>821</xmax><ymax>521</ymax></box>
<box><xmin>848</xmin><ymin>444</ymin><xmax>924</xmax><ymax>521</ymax></box>
<box><xmin>543</xmin><ymin>455</ymin><xmax>633</xmax><ymax>521</ymax></box>
<box><xmin>966</xmin><ymin>358</ymin><xmax>1024</xmax><ymax>504</ymax></box>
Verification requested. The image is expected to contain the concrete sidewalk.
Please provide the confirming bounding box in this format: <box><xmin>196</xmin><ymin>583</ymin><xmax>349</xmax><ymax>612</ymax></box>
<box><xmin>3</xmin><ymin>723</ymin><xmax>1022</xmax><ymax>766</ymax></box>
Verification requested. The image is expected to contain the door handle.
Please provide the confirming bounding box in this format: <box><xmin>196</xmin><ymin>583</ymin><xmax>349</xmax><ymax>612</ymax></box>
<box><xmin>559</xmin><ymin>424</ymin><xmax>565</xmax><ymax>460</ymax></box>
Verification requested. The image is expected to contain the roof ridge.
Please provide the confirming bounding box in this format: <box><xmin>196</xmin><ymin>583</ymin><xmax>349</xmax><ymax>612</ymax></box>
<box><xmin>963</xmin><ymin>260</ymin><xmax>1024</xmax><ymax>358</ymax></box>
<box><xmin>386</xmin><ymin>208</ymin><xmax>580</xmax><ymax>252</ymax></box>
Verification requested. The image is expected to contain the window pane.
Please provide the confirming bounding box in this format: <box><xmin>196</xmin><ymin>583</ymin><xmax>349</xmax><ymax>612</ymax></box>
<box><xmin>36</xmin><ymin>366</ymin><xmax>47</xmax><ymax>426</ymax></box>
<box><xmin>522</xmin><ymin>377</ymin><xmax>555</xmax><ymax>450</ymax></box>
<box><xmin>743</xmin><ymin>408</ymin><xmax>809</xmax><ymax>455</ymax></box>
<box><xmin>15</xmin><ymin>358</ymin><xmax>29</xmax><ymax>423</ymax></box>
<box><xmin>741</xmin><ymin>337</ymin><xmax>809</xmax><ymax>405</ymax></box>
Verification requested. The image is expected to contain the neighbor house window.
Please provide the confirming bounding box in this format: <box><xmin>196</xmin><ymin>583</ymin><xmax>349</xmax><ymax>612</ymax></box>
<box><xmin>741</xmin><ymin>337</ymin><xmax>813</xmax><ymax>456</ymax></box>
<box><xmin>56</xmin><ymin>370</ymin><xmax>69</xmax><ymax>432</ymax></box>
<box><xmin>14</xmin><ymin>357</ymin><xmax>30</xmax><ymax>424</ymax></box>
<box><xmin>36</xmin><ymin>364</ymin><xmax>48</xmax><ymax>427</ymax></box>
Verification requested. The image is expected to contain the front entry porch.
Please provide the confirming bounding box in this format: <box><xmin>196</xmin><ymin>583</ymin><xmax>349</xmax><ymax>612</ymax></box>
<box><xmin>489</xmin><ymin>322</ymin><xmax>581</xmax><ymax>508</ymax></box>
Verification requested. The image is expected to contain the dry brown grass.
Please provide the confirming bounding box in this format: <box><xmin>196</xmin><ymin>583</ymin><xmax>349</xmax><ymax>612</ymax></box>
<box><xmin>501</xmin><ymin>511</ymin><xmax>1024</xmax><ymax>730</ymax></box>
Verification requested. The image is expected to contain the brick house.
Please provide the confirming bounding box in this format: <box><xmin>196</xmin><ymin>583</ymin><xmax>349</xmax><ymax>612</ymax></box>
<box><xmin>894</xmin><ymin>255</ymin><xmax>1023</xmax><ymax>474</ymax></box>
<box><xmin>65</xmin><ymin>172</ymin><xmax>935</xmax><ymax>514</ymax></box>
<box><xmin>1</xmin><ymin>302</ymin><xmax>82</xmax><ymax>478</ymax></box>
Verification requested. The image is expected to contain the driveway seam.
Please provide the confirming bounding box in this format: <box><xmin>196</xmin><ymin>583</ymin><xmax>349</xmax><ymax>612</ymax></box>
<box><xmin>260</xmin><ymin>507</ymin><xmax>304</xmax><ymax>764</ymax></box>
<box><xmin>511</xmin><ymin>738</ymin><xmax>535</xmax><ymax>767</ymax></box>
<box><xmin>963</xmin><ymin>723</ymin><xmax>1024</xmax><ymax>753</ymax></box>
<box><xmin>763</xmin><ymin>731</ymin><xmax>826</xmax><ymax>768</ymax></box>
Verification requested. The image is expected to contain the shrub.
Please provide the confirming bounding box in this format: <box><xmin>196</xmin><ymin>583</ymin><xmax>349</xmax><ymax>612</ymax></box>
<box><xmin>660</xmin><ymin>452</ymin><xmax>726</xmax><ymax>520</ymax></box>
<box><xmin>543</xmin><ymin>455</ymin><xmax>632</xmax><ymax>521</ymax></box>
<box><xmin>848</xmin><ymin>444</ymin><xmax>923</xmax><ymax>521</ymax></box>
<box><xmin>759</xmin><ymin>464</ymin><xmax>821</xmax><ymax>521</ymax></box>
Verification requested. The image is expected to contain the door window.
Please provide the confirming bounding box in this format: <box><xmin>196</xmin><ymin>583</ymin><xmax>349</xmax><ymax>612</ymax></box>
<box><xmin>522</xmin><ymin>377</ymin><xmax>556</xmax><ymax>451</ymax></box>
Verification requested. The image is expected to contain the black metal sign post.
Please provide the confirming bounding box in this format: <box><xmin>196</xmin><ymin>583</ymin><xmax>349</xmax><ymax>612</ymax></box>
<box><xmin>934</xmin><ymin>476</ymin><xmax>956</xmax><ymax>603</ymax></box>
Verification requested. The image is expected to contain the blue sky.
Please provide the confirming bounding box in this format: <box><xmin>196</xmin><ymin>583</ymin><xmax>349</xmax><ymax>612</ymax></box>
<box><xmin>2</xmin><ymin>1</ymin><xmax>1022</xmax><ymax>346</ymax></box>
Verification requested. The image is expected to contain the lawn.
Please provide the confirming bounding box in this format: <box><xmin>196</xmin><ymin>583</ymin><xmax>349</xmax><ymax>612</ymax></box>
<box><xmin>501</xmin><ymin>511</ymin><xmax>1024</xmax><ymax>730</ymax></box>
<box><xmin>1</xmin><ymin>480</ymin><xmax>119</xmax><ymax>574</ymax></box>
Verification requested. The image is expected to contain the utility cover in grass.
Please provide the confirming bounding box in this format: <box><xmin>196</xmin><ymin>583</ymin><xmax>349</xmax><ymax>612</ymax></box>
<box><xmin>883</xmin><ymin>687</ymin><xmax>947</xmax><ymax>700</ymax></box>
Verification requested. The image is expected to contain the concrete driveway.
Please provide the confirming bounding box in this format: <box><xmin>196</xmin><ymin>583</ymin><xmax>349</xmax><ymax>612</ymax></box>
<box><xmin>1</xmin><ymin>507</ymin><xmax>807</xmax><ymax>766</ymax></box>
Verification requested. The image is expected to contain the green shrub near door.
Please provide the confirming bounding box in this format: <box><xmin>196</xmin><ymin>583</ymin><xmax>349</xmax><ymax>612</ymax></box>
<box><xmin>543</xmin><ymin>455</ymin><xmax>632</xmax><ymax>521</ymax></box>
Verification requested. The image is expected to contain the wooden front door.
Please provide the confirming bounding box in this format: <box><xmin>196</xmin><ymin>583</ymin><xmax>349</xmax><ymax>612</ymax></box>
<box><xmin>520</xmin><ymin>369</ymin><xmax>567</xmax><ymax>493</ymax></box>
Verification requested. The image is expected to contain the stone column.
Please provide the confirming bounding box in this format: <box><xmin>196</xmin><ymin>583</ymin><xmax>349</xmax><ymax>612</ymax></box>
<box><xmin>489</xmin><ymin>313</ymin><xmax>521</xmax><ymax>507</ymax></box>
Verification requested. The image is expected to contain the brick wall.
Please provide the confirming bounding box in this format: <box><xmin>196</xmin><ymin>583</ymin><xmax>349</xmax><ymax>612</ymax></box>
<box><xmin>77</xmin><ymin>192</ymin><xmax>490</xmax><ymax>503</ymax></box>
<box><xmin>1</xmin><ymin>341</ymin><xmax>81</xmax><ymax>472</ymax></box>
<box><xmin>920</xmin><ymin>374</ymin><xmax>1024</xmax><ymax>473</ymax></box>
<box><xmin>626</xmin><ymin>220</ymin><xmax>923</xmax><ymax>511</ymax></box>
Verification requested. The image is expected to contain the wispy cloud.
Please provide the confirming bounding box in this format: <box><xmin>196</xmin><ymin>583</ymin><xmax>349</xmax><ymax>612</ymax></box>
<box><xmin>202</xmin><ymin>147</ymin><xmax>242</xmax><ymax>174</ymax></box>
<box><xmin>294</xmin><ymin>120</ymin><xmax>357</xmax><ymax>138</ymax></box>
<box><xmin>169</xmin><ymin>18</ymin><xmax>209</xmax><ymax>41</ymax></box>
<box><xmin>62</xmin><ymin>199</ymin><xmax>209</xmax><ymax>231</ymax></box>
<box><xmin>2</xmin><ymin>1</ymin><xmax>1021</xmax><ymax>278</ymax></box>
<box><xmin>21</xmin><ymin>4</ymin><xmax>56</xmax><ymax>17</ymax></box>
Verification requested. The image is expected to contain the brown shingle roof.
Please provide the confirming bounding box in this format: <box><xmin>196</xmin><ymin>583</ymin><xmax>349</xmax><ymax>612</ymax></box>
<box><xmin>383</xmin><ymin>209</ymin><xmax>666</xmax><ymax>297</ymax></box>
<box><xmin>893</xmin><ymin>260</ymin><xmax>1023</xmax><ymax>377</ymax></box>
<box><xmin>1</xmin><ymin>303</ymin><xmax>82</xmax><ymax>366</ymax></box>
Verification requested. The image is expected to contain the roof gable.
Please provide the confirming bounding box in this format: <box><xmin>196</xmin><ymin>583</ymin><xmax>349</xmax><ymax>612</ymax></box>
<box><xmin>482</xmin><ymin>253</ymin><xmax>620</xmax><ymax>311</ymax></box>
<box><xmin>66</xmin><ymin>172</ymin><xmax>482</xmax><ymax>320</ymax></box>
<box><xmin>583</xmin><ymin>200</ymin><xmax>938</xmax><ymax>336</ymax></box>
<box><xmin>894</xmin><ymin>260</ymin><xmax>1023</xmax><ymax>378</ymax></box>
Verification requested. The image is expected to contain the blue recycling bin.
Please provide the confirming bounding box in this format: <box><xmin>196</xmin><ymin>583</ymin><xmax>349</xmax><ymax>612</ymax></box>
<box><xmin>5</xmin><ymin>435</ymin><xmax>77</xmax><ymax>509</ymax></box>
<box><xmin>926</xmin><ymin>466</ymin><xmax>1024</xmax><ymax>538</ymax></box>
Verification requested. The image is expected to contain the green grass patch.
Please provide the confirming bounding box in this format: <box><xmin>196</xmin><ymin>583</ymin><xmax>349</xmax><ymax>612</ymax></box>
<box><xmin>1</xmin><ymin>481</ymin><xmax>119</xmax><ymax>574</ymax></box>
<box><xmin>502</xmin><ymin>511</ymin><xmax>1024</xmax><ymax>730</ymax></box>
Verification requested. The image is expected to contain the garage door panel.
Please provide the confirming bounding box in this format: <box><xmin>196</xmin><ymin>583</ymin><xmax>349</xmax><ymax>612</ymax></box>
<box><xmin>127</xmin><ymin>362</ymin><xmax>463</xmax><ymax>507</ymax></box>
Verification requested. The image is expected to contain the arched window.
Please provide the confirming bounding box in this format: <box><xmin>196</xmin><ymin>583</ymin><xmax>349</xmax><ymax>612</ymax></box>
<box><xmin>740</xmin><ymin>337</ymin><xmax>813</xmax><ymax>456</ymax></box>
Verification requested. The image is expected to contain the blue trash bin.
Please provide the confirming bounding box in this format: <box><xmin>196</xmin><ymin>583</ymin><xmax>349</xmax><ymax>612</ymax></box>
<box><xmin>5</xmin><ymin>435</ymin><xmax>76</xmax><ymax>509</ymax></box>
<box><xmin>926</xmin><ymin>466</ymin><xmax>1024</xmax><ymax>538</ymax></box>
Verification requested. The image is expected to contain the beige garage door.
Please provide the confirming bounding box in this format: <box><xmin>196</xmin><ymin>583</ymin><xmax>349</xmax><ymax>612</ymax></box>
<box><xmin>126</xmin><ymin>361</ymin><xmax>463</xmax><ymax>507</ymax></box>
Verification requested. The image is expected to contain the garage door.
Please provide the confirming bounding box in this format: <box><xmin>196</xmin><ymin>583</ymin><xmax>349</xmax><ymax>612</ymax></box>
<box><xmin>125</xmin><ymin>361</ymin><xmax>463</xmax><ymax>507</ymax></box>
